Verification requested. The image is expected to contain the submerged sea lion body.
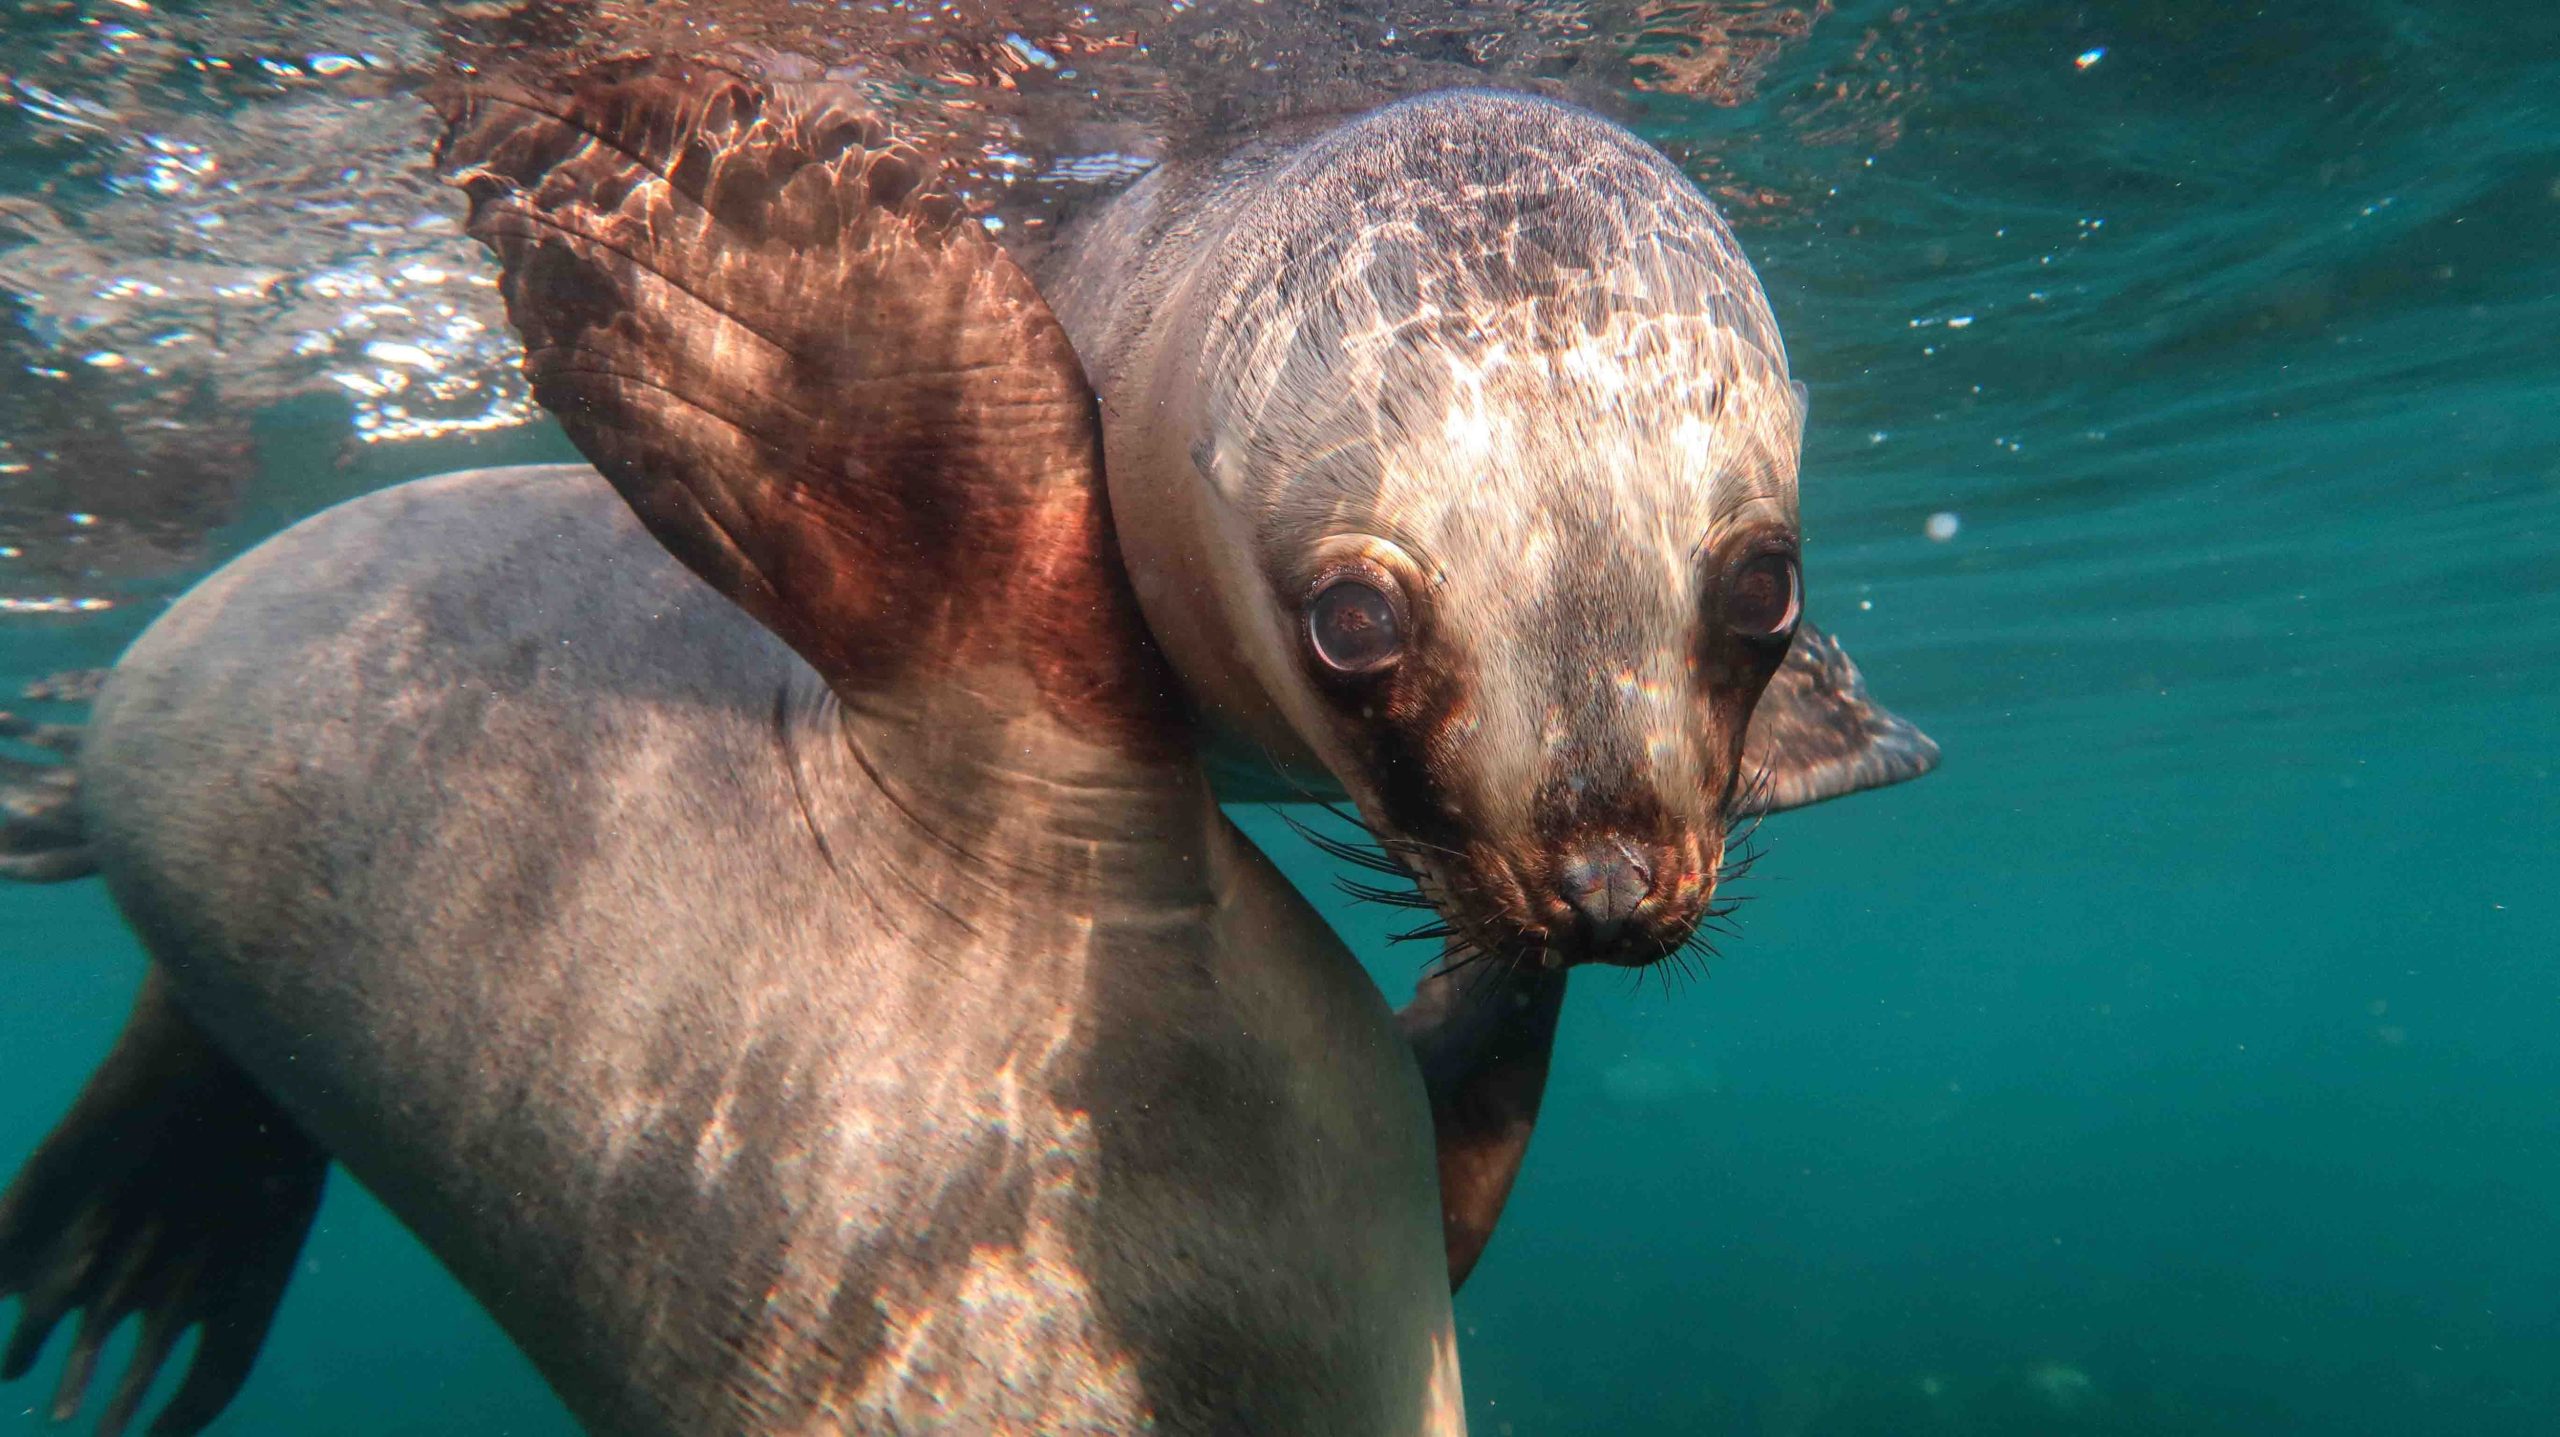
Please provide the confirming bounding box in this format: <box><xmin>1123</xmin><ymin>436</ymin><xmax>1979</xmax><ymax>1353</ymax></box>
<box><xmin>61</xmin><ymin>465</ymin><xmax>1454</xmax><ymax>1436</ymax></box>
<box><xmin>0</xmin><ymin>66</ymin><xmax>1935</xmax><ymax>1437</ymax></box>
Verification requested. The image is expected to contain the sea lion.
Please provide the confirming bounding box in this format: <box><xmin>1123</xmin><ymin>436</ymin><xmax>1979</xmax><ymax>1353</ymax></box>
<box><xmin>0</xmin><ymin>58</ymin><xmax>1925</xmax><ymax>1434</ymax></box>
<box><xmin>3</xmin><ymin>67</ymin><xmax>1458</xmax><ymax>1437</ymax></box>
<box><xmin>1041</xmin><ymin>89</ymin><xmax>1937</xmax><ymax>1278</ymax></box>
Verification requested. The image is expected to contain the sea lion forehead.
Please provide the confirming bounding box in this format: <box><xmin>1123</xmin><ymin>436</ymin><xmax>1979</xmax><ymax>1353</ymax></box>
<box><xmin>1194</xmin><ymin>90</ymin><xmax>1799</xmax><ymax>532</ymax></box>
<box><xmin>1223</xmin><ymin>92</ymin><xmax>1784</xmax><ymax>364</ymax></box>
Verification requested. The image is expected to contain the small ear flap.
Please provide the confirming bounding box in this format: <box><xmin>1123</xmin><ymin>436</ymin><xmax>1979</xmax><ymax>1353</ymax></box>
<box><xmin>1734</xmin><ymin>620</ymin><xmax>1939</xmax><ymax>817</ymax></box>
<box><xmin>434</xmin><ymin>61</ymin><xmax>1167</xmax><ymax>745</ymax></box>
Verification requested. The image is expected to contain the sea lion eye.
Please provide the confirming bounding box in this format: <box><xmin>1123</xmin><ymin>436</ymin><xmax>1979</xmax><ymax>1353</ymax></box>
<box><xmin>1306</xmin><ymin>575</ymin><xmax>1405</xmax><ymax>674</ymax></box>
<box><xmin>1725</xmin><ymin>551</ymin><xmax>1800</xmax><ymax>642</ymax></box>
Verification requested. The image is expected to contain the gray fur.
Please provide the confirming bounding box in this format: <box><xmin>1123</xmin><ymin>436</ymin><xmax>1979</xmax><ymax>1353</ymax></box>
<box><xmin>74</xmin><ymin>465</ymin><xmax>1458</xmax><ymax>1435</ymax></box>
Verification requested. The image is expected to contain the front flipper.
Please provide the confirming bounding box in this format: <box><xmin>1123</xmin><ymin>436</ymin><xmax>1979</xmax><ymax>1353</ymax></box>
<box><xmin>434</xmin><ymin>61</ymin><xmax>1169</xmax><ymax>745</ymax></box>
<box><xmin>1397</xmin><ymin>956</ymin><xmax>1565</xmax><ymax>1291</ymax></box>
<box><xmin>1736</xmin><ymin>619</ymin><xmax>1940</xmax><ymax>815</ymax></box>
<box><xmin>0</xmin><ymin>971</ymin><xmax>328</xmax><ymax>1437</ymax></box>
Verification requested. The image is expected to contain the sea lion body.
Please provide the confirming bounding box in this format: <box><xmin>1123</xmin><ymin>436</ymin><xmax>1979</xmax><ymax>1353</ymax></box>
<box><xmin>72</xmin><ymin>463</ymin><xmax>1458</xmax><ymax>1435</ymax></box>
<box><xmin>1</xmin><ymin>69</ymin><xmax>1937</xmax><ymax>1437</ymax></box>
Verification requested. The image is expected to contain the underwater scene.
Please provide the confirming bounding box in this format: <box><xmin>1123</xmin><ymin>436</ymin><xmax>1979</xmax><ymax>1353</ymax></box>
<box><xmin>3</xmin><ymin>1</ymin><xmax>2556</xmax><ymax>1433</ymax></box>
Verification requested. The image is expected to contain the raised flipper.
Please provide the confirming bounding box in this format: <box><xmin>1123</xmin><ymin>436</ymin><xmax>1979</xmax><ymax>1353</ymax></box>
<box><xmin>1403</xmin><ymin>620</ymin><xmax>1935</xmax><ymax>1289</ymax></box>
<box><xmin>0</xmin><ymin>971</ymin><xmax>328</xmax><ymax>1437</ymax></box>
<box><xmin>433</xmin><ymin>60</ymin><xmax>1168</xmax><ymax>742</ymax></box>
<box><xmin>2</xmin><ymin>674</ymin><xmax>100</xmax><ymax>883</ymax></box>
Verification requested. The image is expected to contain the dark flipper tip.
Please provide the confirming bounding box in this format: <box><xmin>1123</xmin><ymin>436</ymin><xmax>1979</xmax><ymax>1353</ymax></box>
<box><xmin>0</xmin><ymin>979</ymin><xmax>328</xmax><ymax>1435</ymax></box>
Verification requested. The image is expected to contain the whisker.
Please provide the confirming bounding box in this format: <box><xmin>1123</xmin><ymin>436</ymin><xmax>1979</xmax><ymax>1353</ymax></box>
<box><xmin>1388</xmin><ymin>920</ymin><xmax>1460</xmax><ymax>945</ymax></box>
<box><xmin>1311</xmin><ymin>797</ymin><xmax>1469</xmax><ymax>862</ymax></box>
<box><xmin>1277</xmin><ymin>809</ymin><xmax>1415</xmax><ymax>877</ymax></box>
<box><xmin>1335</xmin><ymin>877</ymin><xmax>1437</xmax><ymax>909</ymax></box>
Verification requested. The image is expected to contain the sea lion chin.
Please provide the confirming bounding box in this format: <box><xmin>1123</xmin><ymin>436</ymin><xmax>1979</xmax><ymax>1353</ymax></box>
<box><xmin>1044</xmin><ymin>88</ymin><xmax>1937</xmax><ymax>969</ymax></box>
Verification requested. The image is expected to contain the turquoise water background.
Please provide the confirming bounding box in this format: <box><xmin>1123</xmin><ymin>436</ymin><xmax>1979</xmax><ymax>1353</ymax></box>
<box><xmin>7</xmin><ymin>1</ymin><xmax>2558</xmax><ymax>1433</ymax></box>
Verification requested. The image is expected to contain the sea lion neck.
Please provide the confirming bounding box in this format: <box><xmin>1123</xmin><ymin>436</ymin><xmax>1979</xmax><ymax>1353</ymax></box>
<box><xmin>795</xmin><ymin>673</ymin><xmax>1225</xmax><ymax>919</ymax></box>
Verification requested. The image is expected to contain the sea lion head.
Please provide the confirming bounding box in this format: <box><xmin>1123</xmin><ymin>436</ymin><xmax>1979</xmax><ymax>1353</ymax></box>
<box><xmin>1057</xmin><ymin>90</ymin><xmax>1908</xmax><ymax>969</ymax></box>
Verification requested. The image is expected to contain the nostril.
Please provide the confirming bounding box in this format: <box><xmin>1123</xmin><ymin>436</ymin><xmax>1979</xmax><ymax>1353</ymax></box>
<box><xmin>1560</xmin><ymin>837</ymin><xmax>1653</xmax><ymax>940</ymax></box>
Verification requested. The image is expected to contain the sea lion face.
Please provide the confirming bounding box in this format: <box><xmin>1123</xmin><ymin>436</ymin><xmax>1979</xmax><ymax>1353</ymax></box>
<box><xmin>1202</xmin><ymin>313</ymin><xmax>1803</xmax><ymax>966</ymax></box>
<box><xmin>1167</xmin><ymin>92</ymin><xmax>1809</xmax><ymax>966</ymax></box>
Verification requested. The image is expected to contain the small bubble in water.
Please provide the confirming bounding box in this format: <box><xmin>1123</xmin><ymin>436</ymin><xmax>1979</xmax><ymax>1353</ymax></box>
<box><xmin>1925</xmin><ymin>512</ymin><xmax>1961</xmax><ymax>542</ymax></box>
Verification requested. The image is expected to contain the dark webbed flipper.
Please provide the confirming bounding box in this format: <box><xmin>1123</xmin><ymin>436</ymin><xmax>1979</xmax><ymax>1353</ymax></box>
<box><xmin>1403</xmin><ymin>623</ymin><xmax>1935</xmax><ymax>1289</ymax></box>
<box><xmin>2</xmin><ymin>674</ymin><xmax>100</xmax><ymax>883</ymax></box>
<box><xmin>0</xmin><ymin>973</ymin><xmax>328</xmax><ymax>1437</ymax></box>
<box><xmin>1398</xmin><ymin>958</ymin><xmax>1565</xmax><ymax>1290</ymax></box>
<box><xmin>1735</xmin><ymin>619</ymin><xmax>1941</xmax><ymax>816</ymax></box>
<box><xmin>434</xmin><ymin>61</ymin><xmax>1168</xmax><ymax>743</ymax></box>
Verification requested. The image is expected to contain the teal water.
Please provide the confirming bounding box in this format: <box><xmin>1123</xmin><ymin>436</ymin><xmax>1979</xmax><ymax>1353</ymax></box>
<box><xmin>6</xmin><ymin>2</ymin><xmax>2559</xmax><ymax>1433</ymax></box>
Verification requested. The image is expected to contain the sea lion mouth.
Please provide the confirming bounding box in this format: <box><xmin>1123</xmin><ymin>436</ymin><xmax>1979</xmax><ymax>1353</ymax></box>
<box><xmin>1313</xmin><ymin>814</ymin><xmax>1748</xmax><ymax>973</ymax></box>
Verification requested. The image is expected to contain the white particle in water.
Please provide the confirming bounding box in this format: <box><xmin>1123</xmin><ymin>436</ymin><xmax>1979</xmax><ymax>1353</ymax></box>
<box><xmin>363</xmin><ymin>340</ymin><xmax>438</xmax><ymax>370</ymax></box>
<box><xmin>1925</xmin><ymin>512</ymin><xmax>1961</xmax><ymax>542</ymax></box>
<box><xmin>68</xmin><ymin>512</ymin><xmax>97</xmax><ymax>527</ymax></box>
<box><xmin>2075</xmin><ymin>48</ymin><xmax>2107</xmax><ymax>70</ymax></box>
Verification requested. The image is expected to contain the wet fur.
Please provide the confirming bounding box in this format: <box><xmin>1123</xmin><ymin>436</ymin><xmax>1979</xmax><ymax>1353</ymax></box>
<box><xmin>64</xmin><ymin>466</ymin><xmax>1455</xmax><ymax>1435</ymax></box>
<box><xmin>1045</xmin><ymin>91</ymin><xmax>1824</xmax><ymax>964</ymax></box>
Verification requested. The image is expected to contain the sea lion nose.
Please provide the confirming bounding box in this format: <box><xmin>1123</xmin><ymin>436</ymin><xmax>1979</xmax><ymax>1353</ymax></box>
<box><xmin>1560</xmin><ymin>837</ymin><xmax>1653</xmax><ymax>944</ymax></box>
